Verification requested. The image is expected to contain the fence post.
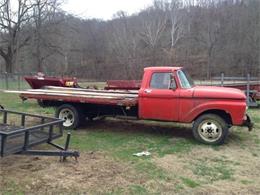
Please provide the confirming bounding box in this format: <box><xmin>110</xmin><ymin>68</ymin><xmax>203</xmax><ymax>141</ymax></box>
<box><xmin>18</xmin><ymin>74</ymin><xmax>21</xmax><ymax>90</ymax></box>
<box><xmin>246</xmin><ymin>73</ymin><xmax>250</xmax><ymax>105</ymax></box>
<box><xmin>221</xmin><ymin>72</ymin><xmax>224</xmax><ymax>87</ymax></box>
<box><xmin>5</xmin><ymin>72</ymin><xmax>8</xmax><ymax>90</ymax></box>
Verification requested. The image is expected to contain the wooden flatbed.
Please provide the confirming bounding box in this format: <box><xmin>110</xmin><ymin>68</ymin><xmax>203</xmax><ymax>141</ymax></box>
<box><xmin>5</xmin><ymin>86</ymin><xmax>139</xmax><ymax>107</ymax></box>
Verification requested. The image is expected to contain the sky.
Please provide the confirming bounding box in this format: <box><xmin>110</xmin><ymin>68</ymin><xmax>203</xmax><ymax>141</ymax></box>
<box><xmin>62</xmin><ymin>0</ymin><xmax>154</xmax><ymax>20</ymax></box>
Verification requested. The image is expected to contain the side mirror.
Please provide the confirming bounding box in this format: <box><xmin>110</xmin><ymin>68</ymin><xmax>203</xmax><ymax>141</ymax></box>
<box><xmin>169</xmin><ymin>74</ymin><xmax>177</xmax><ymax>90</ymax></box>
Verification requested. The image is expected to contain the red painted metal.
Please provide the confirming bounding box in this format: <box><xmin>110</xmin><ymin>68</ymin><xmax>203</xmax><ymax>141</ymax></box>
<box><xmin>104</xmin><ymin>80</ymin><xmax>260</xmax><ymax>100</ymax></box>
<box><xmin>222</xmin><ymin>83</ymin><xmax>260</xmax><ymax>100</ymax></box>
<box><xmin>19</xmin><ymin>66</ymin><xmax>249</xmax><ymax>127</ymax></box>
<box><xmin>138</xmin><ymin>67</ymin><xmax>247</xmax><ymax>126</ymax></box>
<box><xmin>104</xmin><ymin>80</ymin><xmax>141</xmax><ymax>90</ymax></box>
<box><xmin>24</xmin><ymin>75</ymin><xmax>78</xmax><ymax>89</ymax></box>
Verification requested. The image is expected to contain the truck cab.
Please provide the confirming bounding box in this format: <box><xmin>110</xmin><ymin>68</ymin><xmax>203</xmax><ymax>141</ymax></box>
<box><xmin>138</xmin><ymin>67</ymin><xmax>253</xmax><ymax>145</ymax></box>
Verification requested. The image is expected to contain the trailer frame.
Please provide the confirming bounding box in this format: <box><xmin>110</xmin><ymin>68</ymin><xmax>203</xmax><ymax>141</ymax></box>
<box><xmin>0</xmin><ymin>109</ymin><xmax>79</xmax><ymax>160</ymax></box>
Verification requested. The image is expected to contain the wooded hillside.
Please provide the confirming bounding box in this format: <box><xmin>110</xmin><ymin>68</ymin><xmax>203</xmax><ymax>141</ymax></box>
<box><xmin>0</xmin><ymin>0</ymin><xmax>259</xmax><ymax>80</ymax></box>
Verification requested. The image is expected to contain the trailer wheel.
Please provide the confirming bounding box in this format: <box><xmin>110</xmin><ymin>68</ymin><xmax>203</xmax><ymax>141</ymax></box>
<box><xmin>56</xmin><ymin>104</ymin><xmax>81</xmax><ymax>129</ymax></box>
<box><xmin>192</xmin><ymin>114</ymin><xmax>229</xmax><ymax>145</ymax></box>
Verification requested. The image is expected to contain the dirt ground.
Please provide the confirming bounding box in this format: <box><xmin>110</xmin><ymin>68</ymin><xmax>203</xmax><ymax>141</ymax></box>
<box><xmin>0</xmin><ymin>152</ymin><xmax>142</xmax><ymax>194</ymax></box>
<box><xmin>0</xmin><ymin>104</ymin><xmax>260</xmax><ymax>194</ymax></box>
<box><xmin>1</xmin><ymin>127</ymin><xmax>260</xmax><ymax>194</ymax></box>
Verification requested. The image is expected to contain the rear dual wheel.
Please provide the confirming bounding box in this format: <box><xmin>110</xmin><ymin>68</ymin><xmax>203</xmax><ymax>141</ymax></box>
<box><xmin>192</xmin><ymin>114</ymin><xmax>229</xmax><ymax>145</ymax></box>
<box><xmin>56</xmin><ymin>104</ymin><xmax>85</xmax><ymax>129</ymax></box>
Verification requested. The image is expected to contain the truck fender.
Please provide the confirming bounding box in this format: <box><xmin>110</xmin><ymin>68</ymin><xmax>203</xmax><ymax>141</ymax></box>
<box><xmin>181</xmin><ymin>101</ymin><xmax>234</xmax><ymax>124</ymax></box>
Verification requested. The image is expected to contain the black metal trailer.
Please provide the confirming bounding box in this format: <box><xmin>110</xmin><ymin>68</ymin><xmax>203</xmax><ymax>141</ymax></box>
<box><xmin>0</xmin><ymin>109</ymin><xmax>79</xmax><ymax>160</ymax></box>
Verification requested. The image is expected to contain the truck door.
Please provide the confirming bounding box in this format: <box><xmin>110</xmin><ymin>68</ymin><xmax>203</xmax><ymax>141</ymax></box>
<box><xmin>138</xmin><ymin>72</ymin><xmax>179</xmax><ymax>121</ymax></box>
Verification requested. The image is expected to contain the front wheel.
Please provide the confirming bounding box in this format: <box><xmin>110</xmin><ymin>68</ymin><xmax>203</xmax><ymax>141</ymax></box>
<box><xmin>55</xmin><ymin>104</ymin><xmax>81</xmax><ymax>129</ymax></box>
<box><xmin>192</xmin><ymin>114</ymin><xmax>229</xmax><ymax>145</ymax></box>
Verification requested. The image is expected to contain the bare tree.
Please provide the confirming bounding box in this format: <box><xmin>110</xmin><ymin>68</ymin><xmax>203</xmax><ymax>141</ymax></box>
<box><xmin>109</xmin><ymin>11</ymin><xmax>141</xmax><ymax>79</ymax></box>
<box><xmin>196</xmin><ymin>0</ymin><xmax>221</xmax><ymax>79</ymax></box>
<box><xmin>168</xmin><ymin>0</ymin><xmax>184</xmax><ymax>48</ymax></box>
<box><xmin>31</xmin><ymin>0</ymin><xmax>62</xmax><ymax>72</ymax></box>
<box><xmin>137</xmin><ymin>1</ymin><xmax>168</xmax><ymax>67</ymax></box>
<box><xmin>0</xmin><ymin>0</ymin><xmax>33</xmax><ymax>73</ymax></box>
<box><xmin>139</xmin><ymin>2</ymin><xmax>167</xmax><ymax>50</ymax></box>
<box><xmin>0</xmin><ymin>0</ymin><xmax>258</xmax><ymax>79</ymax></box>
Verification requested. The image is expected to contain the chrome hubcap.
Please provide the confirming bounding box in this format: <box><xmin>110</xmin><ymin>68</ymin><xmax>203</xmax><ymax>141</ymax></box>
<box><xmin>59</xmin><ymin>108</ymin><xmax>75</xmax><ymax>127</ymax></box>
<box><xmin>198</xmin><ymin>120</ymin><xmax>222</xmax><ymax>142</ymax></box>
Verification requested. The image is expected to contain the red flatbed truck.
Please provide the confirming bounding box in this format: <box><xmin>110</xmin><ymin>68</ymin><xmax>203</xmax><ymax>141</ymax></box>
<box><xmin>6</xmin><ymin>67</ymin><xmax>253</xmax><ymax>145</ymax></box>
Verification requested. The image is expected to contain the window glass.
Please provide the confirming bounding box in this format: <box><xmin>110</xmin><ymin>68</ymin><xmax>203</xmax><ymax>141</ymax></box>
<box><xmin>177</xmin><ymin>70</ymin><xmax>194</xmax><ymax>88</ymax></box>
<box><xmin>150</xmin><ymin>72</ymin><xmax>173</xmax><ymax>89</ymax></box>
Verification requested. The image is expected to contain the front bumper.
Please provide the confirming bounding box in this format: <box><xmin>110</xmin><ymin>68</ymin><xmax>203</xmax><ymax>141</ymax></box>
<box><xmin>242</xmin><ymin>114</ymin><xmax>254</xmax><ymax>131</ymax></box>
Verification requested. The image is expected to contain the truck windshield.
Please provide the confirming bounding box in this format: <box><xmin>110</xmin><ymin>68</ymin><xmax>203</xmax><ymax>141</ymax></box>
<box><xmin>177</xmin><ymin>70</ymin><xmax>194</xmax><ymax>88</ymax></box>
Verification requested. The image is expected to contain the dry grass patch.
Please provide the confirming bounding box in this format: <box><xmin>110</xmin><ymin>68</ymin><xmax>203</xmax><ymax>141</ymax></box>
<box><xmin>153</xmin><ymin>139</ymin><xmax>260</xmax><ymax>194</ymax></box>
<box><xmin>0</xmin><ymin>152</ymin><xmax>144</xmax><ymax>194</ymax></box>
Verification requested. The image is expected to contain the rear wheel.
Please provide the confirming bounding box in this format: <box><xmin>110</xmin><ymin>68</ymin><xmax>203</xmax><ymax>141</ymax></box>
<box><xmin>192</xmin><ymin>114</ymin><xmax>229</xmax><ymax>145</ymax></box>
<box><xmin>56</xmin><ymin>104</ymin><xmax>81</xmax><ymax>129</ymax></box>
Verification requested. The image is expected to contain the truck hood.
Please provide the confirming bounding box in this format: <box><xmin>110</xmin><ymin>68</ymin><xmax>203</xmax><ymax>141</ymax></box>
<box><xmin>193</xmin><ymin>86</ymin><xmax>246</xmax><ymax>100</ymax></box>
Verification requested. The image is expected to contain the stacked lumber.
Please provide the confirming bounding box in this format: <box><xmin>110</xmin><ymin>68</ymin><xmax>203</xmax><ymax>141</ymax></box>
<box><xmin>4</xmin><ymin>86</ymin><xmax>139</xmax><ymax>100</ymax></box>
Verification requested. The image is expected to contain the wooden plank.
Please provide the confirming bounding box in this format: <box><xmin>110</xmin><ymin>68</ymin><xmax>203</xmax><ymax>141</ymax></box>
<box><xmin>26</xmin><ymin>89</ymin><xmax>138</xmax><ymax>98</ymax></box>
<box><xmin>4</xmin><ymin>90</ymin><xmax>137</xmax><ymax>100</ymax></box>
<box><xmin>45</xmin><ymin>86</ymin><xmax>139</xmax><ymax>94</ymax></box>
<box><xmin>21</xmin><ymin>93</ymin><xmax>138</xmax><ymax>106</ymax></box>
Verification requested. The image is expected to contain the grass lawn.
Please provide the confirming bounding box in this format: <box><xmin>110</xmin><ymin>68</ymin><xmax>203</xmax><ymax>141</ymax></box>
<box><xmin>0</xmin><ymin>93</ymin><xmax>260</xmax><ymax>194</ymax></box>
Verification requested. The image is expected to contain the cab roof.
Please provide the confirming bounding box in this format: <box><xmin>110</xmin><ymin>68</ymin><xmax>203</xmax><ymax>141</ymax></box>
<box><xmin>144</xmin><ymin>66</ymin><xmax>183</xmax><ymax>72</ymax></box>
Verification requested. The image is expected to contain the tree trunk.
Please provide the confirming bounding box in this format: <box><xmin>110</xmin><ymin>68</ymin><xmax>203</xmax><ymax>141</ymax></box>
<box><xmin>5</xmin><ymin>62</ymin><xmax>13</xmax><ymax>73</ymax></box>
<box><xmin>5</xmin><ymin>55</ymin><xmax>13</xmax><ymax>73</ymax></box>
<box><xmin>37</xmin><ymin>56</ymin><xmax>43</xmax><ymax>72</ymax></box>
<box><xmin>36</xmin><ymin>35</ymin><xmax>43</xmax><ymax>72</ymax></box>
<box><xmin>64</xmin><ymin>54</ymin><xmax>68</xmax><ymax>73</ymax></box>
<box><xmin>207</xmin><ymin>57</ymin><xmax>211</xmax><ymax>80</ymax></box>
<box><xmin>207</xmin><ymin>45</ymin><xmax>214</xmax><ymax>80</ymax></box>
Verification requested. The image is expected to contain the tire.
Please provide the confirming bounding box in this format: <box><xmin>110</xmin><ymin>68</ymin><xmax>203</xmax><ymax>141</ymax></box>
<box><xmin>192</xmin><ymin>114</ymin><xmax>229</xmax><ymax>145</ymax></box>
<box><xmin>55</xmin><ymin>104</ymin><xmax>81</xmax><ymax>130</ymax></box>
